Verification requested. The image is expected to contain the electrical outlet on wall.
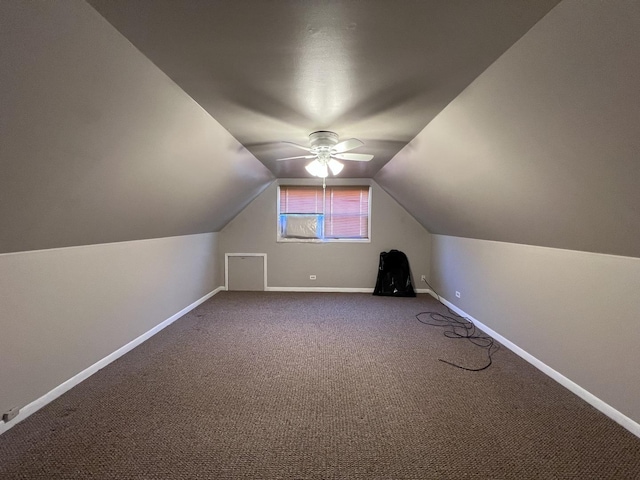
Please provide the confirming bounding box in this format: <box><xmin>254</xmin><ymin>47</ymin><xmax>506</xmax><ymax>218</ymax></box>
<box><xmin>455</xmin><ymin>291</ymin><xmax>461</xmax><ymax>298</ymax></box>
<box><xmin>309</xmin><ymin>275</ymin><xmax>316</xmax><ymax>280</ymax></box>
<box><xmin>420</xmin><ymin>275</ymin><xmax>426</xmax><ymax>282</ymax></box>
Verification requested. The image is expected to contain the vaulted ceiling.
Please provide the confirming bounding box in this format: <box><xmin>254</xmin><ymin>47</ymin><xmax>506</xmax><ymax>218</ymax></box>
<box><xmin>2</xmin><ymin>1</ymin><xmax>639</xmax><ymax>258</ymax></box>
<box><xmin>87</xmin><ymin>0</ymin><xmax>559</xmax><ymax>178</ymax></box>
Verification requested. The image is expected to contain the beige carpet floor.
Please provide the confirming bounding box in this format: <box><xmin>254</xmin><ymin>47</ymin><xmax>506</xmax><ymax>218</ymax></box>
<box><xmin>1</xmin><ymin>292</ymin><xmax>639</xmax><ymax>479</ymax></box>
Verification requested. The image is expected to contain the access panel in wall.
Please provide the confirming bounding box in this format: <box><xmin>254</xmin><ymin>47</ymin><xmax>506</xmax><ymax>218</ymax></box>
<box><xmin>226</xmin><ymin>254</ymin><xmax>266</xmax><ymax>291</ymax></box>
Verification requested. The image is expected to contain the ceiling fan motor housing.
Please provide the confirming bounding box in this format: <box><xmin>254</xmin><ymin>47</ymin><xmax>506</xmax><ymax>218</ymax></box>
<box><xmin>309</xmin><ymin>131</ymin><xmax>339</xmax><ymax>151</ymax></box>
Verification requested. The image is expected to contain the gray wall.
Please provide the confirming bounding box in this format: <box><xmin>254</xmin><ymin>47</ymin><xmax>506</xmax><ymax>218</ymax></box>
<box><xmin>0</xmin><ymin>0</ymin><xmax>272</xmax><ymax>254</ymax></box>
<box><xmin>219</xmin><ymin>180</ymin><xmax>431</xmax><ymax>289</ymax></box>
<box><xmin>430</xmin><ymin>235</ymin><xmax>640</xmax><ymax>424</ymax></box>
<box><xmin>0</xmin><ymin>233</ymin><xmax>221</xmax><ymax>418</ymax></box>
<box><xmin>376</xmin><ymin>0</ymin><xmax>640</xmax><ymax>258</ymax></box>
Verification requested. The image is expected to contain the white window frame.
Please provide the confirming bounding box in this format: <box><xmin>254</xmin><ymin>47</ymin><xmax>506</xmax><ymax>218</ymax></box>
<box><xmin>277</xmin><ymin>185</ymin><xmax>371</xmax><ymax>243</ymax></box>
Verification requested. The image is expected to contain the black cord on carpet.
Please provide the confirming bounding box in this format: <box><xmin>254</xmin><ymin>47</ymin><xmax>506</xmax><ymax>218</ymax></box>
<box><xmin>417</xmin><ymin>279</ymin><xmax>499</xmax><ymax>371</ymax></box>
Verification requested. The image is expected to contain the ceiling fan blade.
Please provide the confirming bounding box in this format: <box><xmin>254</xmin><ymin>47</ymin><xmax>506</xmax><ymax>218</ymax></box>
<box><xmin>282</xmin><ymin>141</ymin><xmax>312</xmax><ymax>152</ymax></box>
<box><xmin>332</xmin><ymin>153</ymin><xmax>374</xmax><ymax>162</ymax></box>
<box><xmin>276</xmin><ymin>155</ymin><xmax>316</xmax><ymax>161</ymax></box>
<box><xmin>332</xmin><ymin>138</ymin><xmax>364</xmax><ymax>153</ymax></box>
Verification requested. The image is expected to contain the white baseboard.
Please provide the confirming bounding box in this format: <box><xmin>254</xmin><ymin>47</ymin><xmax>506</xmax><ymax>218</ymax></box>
<box><xmin>428</xmin><ymin>291</ymin><xmax>640</xmax><ymax>439</ymax></box>
<box><xmin>0</xmin><ymin>286</ymin><xmax>224</xmax><ymax>436</ymax></box>
<box><xmin>15</xmin><ymin>287</ymin><xmax>630</xmax><ymax>441</ymax></box>
<box><xmin>265</xmin><ymin>286</ymin><xmax>373</xmax><ymax>293</ymax></box>
<box><xmin>264</xmin><ymin>287</ymin><xmax>431</xmax><ymax>293</ymax></box>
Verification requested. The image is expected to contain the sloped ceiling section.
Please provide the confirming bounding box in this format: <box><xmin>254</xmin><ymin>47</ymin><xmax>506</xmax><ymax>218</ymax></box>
<box><xmin>0</xmin><ymin>1</ymin><xmax>273</xmax><ymax>254</ymax></box>
<box><xmin>376</xmin><ymin>0</ymin><xmax>640</xmax><ymax>258</ymax></box>
<box><xmin>86</xmin><ymin>0</ymin><xmax>559</xmax><ymax>179</ymax></box>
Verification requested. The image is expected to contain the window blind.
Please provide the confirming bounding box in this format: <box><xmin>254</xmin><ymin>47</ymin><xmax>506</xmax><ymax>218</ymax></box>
<box><xmin>279</xmin><ymin>186</ymin><xmax>323</xmax><ymax>214</ymax></box>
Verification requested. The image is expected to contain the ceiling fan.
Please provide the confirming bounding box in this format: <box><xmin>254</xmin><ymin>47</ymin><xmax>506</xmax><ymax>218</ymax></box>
<box><xmin>277</xmin><ymin>131</ymin><xmax>374</xmax><ymax>177</ymax></box>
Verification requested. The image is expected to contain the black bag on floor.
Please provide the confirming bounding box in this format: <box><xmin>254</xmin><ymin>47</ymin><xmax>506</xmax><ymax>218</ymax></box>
<box><xmin>373</xmin><ymin>249</ymin><xmax>416</xmax><ymax>297</ymax></box>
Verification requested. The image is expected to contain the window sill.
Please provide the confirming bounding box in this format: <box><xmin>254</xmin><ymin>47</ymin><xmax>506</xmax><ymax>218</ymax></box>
<box><xmin>277</xmin><ymin>237</ymin><xmax>371</xmax><ymax>244</ymax></box>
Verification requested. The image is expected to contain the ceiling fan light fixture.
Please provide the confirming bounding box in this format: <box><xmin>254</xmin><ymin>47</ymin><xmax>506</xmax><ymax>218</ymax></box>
<box><xmin>305</xmin><ymin>160</ymin><xmax>328</xmax><ymax>178</ymax></box>
<box><xmin>328</xmin><ymin>159</ymin><xmax>344</xmax><ymax>175</ymax></box>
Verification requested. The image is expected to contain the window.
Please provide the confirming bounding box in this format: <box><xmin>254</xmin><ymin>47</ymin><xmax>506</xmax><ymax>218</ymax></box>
<box><xmin>278</xmin><ymin>185</ymin><xmax>371</xmax><ymax>242</ymax></box>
